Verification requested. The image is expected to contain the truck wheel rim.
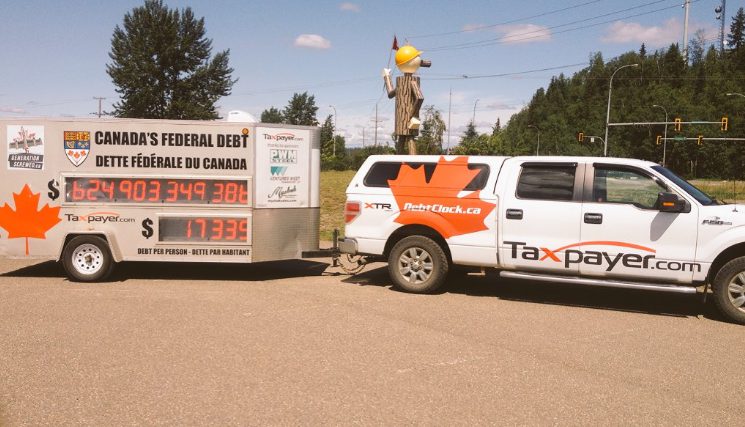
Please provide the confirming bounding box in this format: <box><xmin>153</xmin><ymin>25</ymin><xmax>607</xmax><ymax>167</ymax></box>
<box><xmin>728</xmin><ymin>272</ymin><xmax>745</xmax><ymax>313</ymax></box>
<box><xmin>72</xmin><ymin>244</ymin><xmax>104</xmax><ymax>275</ymax></box>
<box><xmin>399</xmin><ymin>247</ymin><xmax>433</xmax><ymax>284</ymax></box>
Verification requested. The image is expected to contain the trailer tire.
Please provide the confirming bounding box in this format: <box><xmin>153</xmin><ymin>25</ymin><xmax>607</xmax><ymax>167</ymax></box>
<box><xmin>712</xmin><ymin>256</ymin><xmax>745</xmax><ymax>325</ymax></box>
<box><xmin>62</xmin><ymin>235</ymin><xmax>115</xmax><ymax>282</ymax></box>
<box><xmin>388</xmin><ymin>235</ymin><xmax>449</xmax><ymax>293</ymax></box>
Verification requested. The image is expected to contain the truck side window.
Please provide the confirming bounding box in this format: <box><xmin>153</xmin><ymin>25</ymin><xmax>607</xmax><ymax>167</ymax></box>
<box><xmin>364</xmin><ymin>162</ymin><xmax>489</xmax><ymax>190</ymax></box>
<box><xmin>516</xmin><ymin>165</ymin><xmax>575</xmax><ymax>201</ymax></box>
<box><xmin>593</xmin><ymin>167</ymin><xmax>667</xmax><ymax>209</ymax></box>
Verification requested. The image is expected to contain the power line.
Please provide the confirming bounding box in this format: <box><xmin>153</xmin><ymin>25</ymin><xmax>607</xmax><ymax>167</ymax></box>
<box><xmin>407</xmin><ymin>0</ymin><xmax>606</xmax><ymax>39</ymax></box>
<box><xmin>423</xmin><ymin>62</ymin><xmax>589</xmax><ymax>81</ymax></box>
<box><xmin>423</xmin><ymin>0</ymin><xmax>698</xmax><ymax>52</ymax></box>
<box><xmin>233</xmin><ymin>76</ymin><xmax>377</xmax><ymax>97</ymax></box>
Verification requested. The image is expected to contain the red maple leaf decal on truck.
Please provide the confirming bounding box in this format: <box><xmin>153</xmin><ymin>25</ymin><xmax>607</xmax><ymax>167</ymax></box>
<box><xmin>0</xmin><ymin>184</ymin><xmax>61</xmax><ymax>255</ymax></box>
<box><xmin>388</xmin><ymin>156</ymin><xmax>495</xmax><ymax>239</ymax></box>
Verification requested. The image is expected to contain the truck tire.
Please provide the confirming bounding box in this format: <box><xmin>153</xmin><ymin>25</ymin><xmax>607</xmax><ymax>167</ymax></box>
<box><xmin>712</xmin><ymin>256</ymin><xmax>745</xmax><ymax>325</ymax></box>
<box><xmin>61</xmin><ymin>235</ymin><xmax>115</xmax><ymax>282</ymax></box>
<box><xmin>388</xmin><ymin>235</ymin><xmax>449</xmax><ymax>293</ymax></box>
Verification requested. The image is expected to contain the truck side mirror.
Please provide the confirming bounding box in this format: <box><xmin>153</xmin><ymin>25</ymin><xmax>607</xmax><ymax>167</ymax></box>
<box><xmin>656</xmin><ymin>192</ymin><xmax>687</xmax><ymax>213</ymax></box>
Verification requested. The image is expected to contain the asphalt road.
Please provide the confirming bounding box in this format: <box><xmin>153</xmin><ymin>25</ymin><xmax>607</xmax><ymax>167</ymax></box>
<box><xmin>0</xmin><ymin>257</ymin><xmax>743</xmax><ymax>426</ymax></box>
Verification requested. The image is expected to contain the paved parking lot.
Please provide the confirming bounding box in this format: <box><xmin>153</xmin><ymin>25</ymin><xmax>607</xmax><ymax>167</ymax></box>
<box><xmin>1</xmin><ymin>257</ymin><xmax>743</xmax><ymax>425</ymax></box>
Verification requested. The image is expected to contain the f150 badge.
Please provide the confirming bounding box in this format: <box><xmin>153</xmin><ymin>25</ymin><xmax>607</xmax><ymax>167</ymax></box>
<box><xmin>702</xmin><ymin>216</ymin><xmax>732</xmax><ymax>226</ymax></box>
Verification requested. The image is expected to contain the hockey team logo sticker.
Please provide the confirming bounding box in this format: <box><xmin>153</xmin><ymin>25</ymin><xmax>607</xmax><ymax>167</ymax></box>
<box><xmin>63</xmin><ymin>130</ymin><xmax>90</xmax><ymax>167</ymax></box>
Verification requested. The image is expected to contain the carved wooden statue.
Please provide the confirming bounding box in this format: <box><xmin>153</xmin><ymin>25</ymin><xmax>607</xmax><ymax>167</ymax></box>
<box><xmin>383</xmin><ymin>45</ymin><xmax>431</xmax><ymax>154</ymax></box>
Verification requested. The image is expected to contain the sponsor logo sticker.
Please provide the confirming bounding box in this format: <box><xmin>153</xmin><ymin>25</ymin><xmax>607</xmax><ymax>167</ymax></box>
<box><xmin>267</xmin><ymin>185</ymin><xmax>297</xmax><ymax>202</ymax></box>
<box><xmin>505</xmin><ymin>240</ymin><xmax>701</xmax><ymax>273</ymax></box>
<box><xmin>64</xmin><ymin>211</ymin><xmax>136</xmax><ymax>224</ymax></box>
<box><xmin>263</xmin><ymin>132</ymin><xmax>303</xmax><ymax>142</ymax></box>
<box><xmin>270</xmin><ymin>149</ymin><xmax>297</xmax><ymax>164</ymax></box>
<box><xmin>7</xmin><ymin>125</ymin><xmax>44</xmax><ymax>170</ymax></box>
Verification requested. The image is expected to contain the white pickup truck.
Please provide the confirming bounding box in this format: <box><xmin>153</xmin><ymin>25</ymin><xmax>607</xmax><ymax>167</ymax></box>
<box><xmin>339</xmin><ymin>155</ymin><xmax>745</xmax><ymax>325</ymax></box>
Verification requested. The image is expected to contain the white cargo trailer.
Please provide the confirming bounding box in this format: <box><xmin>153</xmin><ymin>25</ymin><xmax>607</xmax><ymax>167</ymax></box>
<box><xmin>0</xmin><ymin>117</ymin><xmax>321</xmax><ymax>281</ymax></box>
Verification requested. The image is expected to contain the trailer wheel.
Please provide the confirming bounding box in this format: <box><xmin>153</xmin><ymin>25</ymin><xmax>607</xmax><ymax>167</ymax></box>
<box><xmin>62</xmin><ymin>235</ymin><xmax>115</xmax><ymax>282</ymax></box>
<box><xmin>388</xmin><ymin>235</ymin><xmax>449</xmax><ymax>293</ymax></box>
<box><xmin>712</xmin><ymin>256</ymin><xmax>745</xmax><ymax>325</ymax></box>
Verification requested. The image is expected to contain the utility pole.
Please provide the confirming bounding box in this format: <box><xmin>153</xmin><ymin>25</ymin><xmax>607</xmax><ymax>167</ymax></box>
<box><xmin>374</xmin><ymin>103</ymin><xmax>378</xmax><ymax>146</ymax></box>
<box><xmin>329</xmin><ymin>105</ymin><xmax>337</xmax><ymax>157</ymax></box>
<box><xmin>92</xmin><ymin>97</ymin><xmax>106</xmax><ymax>118</ymax></box>
<box><xmin>370</xmin><ymin>103</ymin><xmax>383</xmax><ymax>147</ymax></box>
<box><xmin>362</xmin><ymin>127</ymin><xmax>365</xmax><ymax>147</ymax></box>
<box><xmin>683</xmin><ymin>0</ymin><xmax>691</xmax><ymax>60</ymax></box>
<box><xmin>447</xmin><ymin>88</ymin><xmax>452</xmax><ymax>152</ymax></box>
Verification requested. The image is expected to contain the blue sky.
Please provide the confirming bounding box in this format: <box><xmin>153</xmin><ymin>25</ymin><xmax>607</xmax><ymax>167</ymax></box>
<box><xmin>0</xmin><ymin>0</ymin><xmax>733</xmax><ymax>148</ymax></box>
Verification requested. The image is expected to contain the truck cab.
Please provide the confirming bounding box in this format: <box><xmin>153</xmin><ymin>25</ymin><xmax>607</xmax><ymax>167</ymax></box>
<box><xmin>341</xmin><ymin>155</ymin><xmax>745</xmax><ymax>325</ymax></box>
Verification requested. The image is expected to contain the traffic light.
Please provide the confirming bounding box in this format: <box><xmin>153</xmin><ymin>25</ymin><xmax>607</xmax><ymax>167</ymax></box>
<box><xmin>697</xmin><ymin>135</ymin><xmax>703</xmax><ymax>145</ymax></box>
<box><xmin>721</xmin><ymin>117</ymin><xmax>728</xmax><ymax>131</ymax></box>
<box><xmin>656</xmin><ymin>135</ymin><xmax>662</xmax><ymax>145</ymax></box>
<box><xmin>674</xmin><ymin>118</ymin><xmax>682</xmax><ymax>132</ymax></box>
<box><xmin>577</xmin><ymin>132</ymin><xmax>584</xmax><ymax>142</ymax></box>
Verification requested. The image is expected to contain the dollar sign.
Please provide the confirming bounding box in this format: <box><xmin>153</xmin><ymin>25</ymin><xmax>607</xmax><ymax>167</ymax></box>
<box><xmin>47</xmin><ymin>179</ymin><xmax>60</xmax><ymax>201</ymax></box>
<box><xmin>141</xmin><ymin>218</ymin><xmax>154</xmax><ymax>239</ymax></box>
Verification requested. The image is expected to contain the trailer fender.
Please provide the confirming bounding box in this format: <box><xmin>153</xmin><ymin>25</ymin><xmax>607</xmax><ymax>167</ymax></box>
<box><xmin>56</xmin><ymin>231</ymin><xmax>122</xmax><ymax>263</ymax></box>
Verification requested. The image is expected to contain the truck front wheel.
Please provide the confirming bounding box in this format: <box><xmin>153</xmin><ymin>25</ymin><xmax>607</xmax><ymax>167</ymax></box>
<box><xmin>62</xmin><ymin>235</ymin><xmax>115</xmax><ymax>282</ymax></box>
<box><xmin>712</xmin><ymin>257</ymin><xmax>745</xmax><ymax>325</ymax></box>
<box><xmin>388</xmin><ymin>235</ymin><xmax>449</xmax><ymax>293</ymax></box>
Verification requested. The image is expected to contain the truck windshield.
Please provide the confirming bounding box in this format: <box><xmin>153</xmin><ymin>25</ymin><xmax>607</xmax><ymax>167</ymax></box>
<box><xmin>651</xmin><ymin>166</ymin><xmax>717</xmax><ymax>205</ymax></box>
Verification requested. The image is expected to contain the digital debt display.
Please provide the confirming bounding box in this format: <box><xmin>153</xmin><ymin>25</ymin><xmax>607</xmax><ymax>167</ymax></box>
<box><xmin>64</xmin><ymin>177</ymin><xmax>249</xmax><ymax>205</ymax></box>
<box><xmin>0</xmin><ymin>118</ymin><xmax>321</xmax><ymax>282</ymax></box>
<box><xmin>158</xmin><ymin>216</ymin><xmax>249</xmax><ymax>243</ymax></box>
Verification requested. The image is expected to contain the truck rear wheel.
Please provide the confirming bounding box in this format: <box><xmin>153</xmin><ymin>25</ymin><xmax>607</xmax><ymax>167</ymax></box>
<box><xmin>712</xmin><ymin>256</ymin><xmax>745</xmax><ymax>325</ymax></box>
<box><xmin>62</xmin><ymin>235</ymin><xmax>115</xmax><ymax>282</ymax></box>
<box><xmin>388</xmin><ymin>235</ymin><xmax>449</xmax><ymax>293</ymax></box>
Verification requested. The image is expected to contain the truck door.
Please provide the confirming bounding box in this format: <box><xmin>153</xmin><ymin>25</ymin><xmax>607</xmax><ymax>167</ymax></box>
<box><xmin>499</xmin><ymin>161</ymin><xmax>584</xmax><ymax>274</ymax></box>
<box><xmin>579</xmin><ymin>163</ymin><xmax>699</xmax><ymax>282</ymax></box>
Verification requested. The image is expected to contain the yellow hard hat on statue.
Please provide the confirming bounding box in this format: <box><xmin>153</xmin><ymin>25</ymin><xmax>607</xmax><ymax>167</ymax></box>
<box><xmin>395</xmin><ymin>45</ymin><xmax>422</xmax><ymax>66</ymax></box>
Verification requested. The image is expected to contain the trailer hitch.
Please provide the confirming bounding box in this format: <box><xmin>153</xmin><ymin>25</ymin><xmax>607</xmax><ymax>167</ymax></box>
<box><xmin>301</xmin><ymin>229</ymin><xmax>367</xmax><ymax>275</ymax></box>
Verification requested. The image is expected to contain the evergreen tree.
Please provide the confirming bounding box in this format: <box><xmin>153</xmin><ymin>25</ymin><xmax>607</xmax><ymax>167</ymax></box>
<box><xmin>319</xmin><ymin>115</ymin><xmax>335</xmax><ymax>162</ymax></box>
<box><xmin>728</xmin><ymin>7</ymin><xmax>745</xmax><ymax>68</ymax></box>
<box><xmin>107</xmin><ymin>0</ymin><xmax>235</xmax><ymax>119</ymax></box>
<box><xmin>283</xmin><ymin>92</ymin><xmax>319</xmax><ymax>126</ymax></box>
<box><xmin>260</xmin><ymin>107</ymin><xmax>283</xmax><ymax>123</ymax></box>
<box><xmin>728</xmin><ymin>7</ymin><xmax>745</xmax><ymax>51</ymax></box>
<box><xmin>451</xmin><ymin>122</ymin><xmax>484</xmax><ymax>155</ymax></box>
<box><xmin>492</xmin><ymin>118</ymin><xmax>501</xmax><ymax>136</ymax></box>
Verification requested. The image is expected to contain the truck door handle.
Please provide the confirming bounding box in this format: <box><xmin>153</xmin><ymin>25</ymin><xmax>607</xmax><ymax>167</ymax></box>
<box><xmin>584</xmin><ymin>213</ymin><xmax>603</xmax><ymax>224</ymax></box>
<box><xmin>506</xmin><ymin>209</ymin><xmax>523</xmax><ymax>220</ymax></box>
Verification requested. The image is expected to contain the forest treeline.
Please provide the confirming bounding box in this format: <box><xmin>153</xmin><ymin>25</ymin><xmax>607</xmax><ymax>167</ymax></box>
<box><xmin>447</xmin><ymin>8</ymin><xmax>745</xmax><ymax>179</ymax></box>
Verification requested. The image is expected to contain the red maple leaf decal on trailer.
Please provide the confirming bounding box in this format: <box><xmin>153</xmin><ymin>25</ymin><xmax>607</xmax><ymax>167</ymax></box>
<box><xmin>0</xmin><ymin>185</ymin><xmax>62</xmax><ymax>255</ymax></box>
<box><xmin>388</xmin><ymin>156</ymin><xmax>495</xmax><ymax>239</ymax></box>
